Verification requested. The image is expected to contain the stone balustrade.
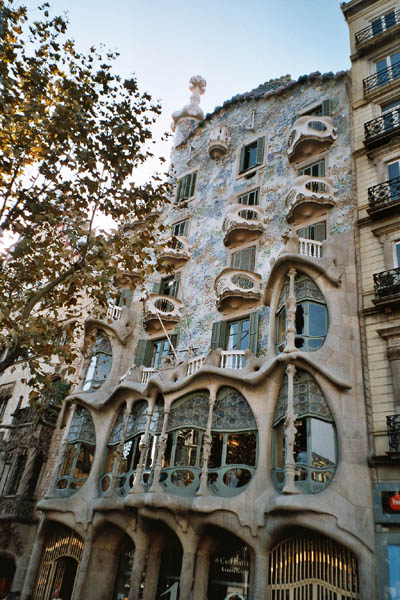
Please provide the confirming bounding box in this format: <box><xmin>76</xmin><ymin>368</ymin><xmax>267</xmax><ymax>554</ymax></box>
<box><xmin>214</xmin><ymin>268</ymin><xmax>262</xmax><ymax>312</ymax></box>
<box><xmin>223</xmin><ymin>205</ymin><xmax>265</xmax><ymax>247</ymax></box>
<box><xmin>107</xmin><ymin>303</ymin><xmax>123</xmax><ymax>321</ymax></box>
<box><xmin>220</xmin><ymin>350</ymin><xmax>246</xmax><ymax>369</ymax></box>
<box><xmin>285</xmin><ymin>175</ymin><xmax>335</xmax><ymax>222</ymax></box>
<box><xmin>208</xmin><ymin>125</ymin><xmax>230</xmax><ymax>159</ymax></box>
<box><xmin>186</xmin><ymin>355</ymin><xmax>205</xmax><ymax>376</ymax></box>
<box><xmin>143</xmin><ymin>294</ymin><xmax>183</xmax><ymax>333</ymax></box>
<box><xmin>287</xmin><ymin>115</ymin><xmax>337</xmax><ymax>163</ymax></box>
<box><xmin>299</xmin><ymin>238</ymin><xmax>323</xmax><ymax>258</ymax></box>
<box><xmin>141</xmin><ymin>367</ymin><xmax>158</xmax><ymax>384</ymax></box>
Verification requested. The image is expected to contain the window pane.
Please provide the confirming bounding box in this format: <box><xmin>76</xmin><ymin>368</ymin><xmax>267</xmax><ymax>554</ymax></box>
<box><xmin>239</xmin><ymin>319</ymin><xmax>250</xmax><ymax>350</ymax></box>
<box><xmin>396</xmin><ymin>243</ymin><xmax>400</xmax><ymax>267</ymax></box>
<box><xmin>388</xmin><ymin>545</ymin><xmax>400</xmax><ymax>600</ymax></box>
<box><xmin>388</xmin><ymin>161</ymin><xmax>400</xmax><ymax>180</ymax></box>
<box><xmin>174</xmin><ymin>429</ymin><xmax>200</xmax><ymax>467</ymax></box>
<box><xmin>209</xmin><ymin>433</ymin><xmax>223</xmax><ymax>468</ymax></box>
<box><xmin>308</xmin><ymin>302</ymin><xmax>327</xmax><ymax>337</ymax></box>
<box><xmin>226</xmin><ymin>432</ymin><xmax>256</xmax><ymax>466</ymax></box>
<box><xmin>227</xmin><ymin>322</ymin><xmax>239</xmax><ymax>350</ymax></box>
<box><xmin>311</xmin><ymin>419</ymin><xmax>336</xmax><ymax>467</ymax></box>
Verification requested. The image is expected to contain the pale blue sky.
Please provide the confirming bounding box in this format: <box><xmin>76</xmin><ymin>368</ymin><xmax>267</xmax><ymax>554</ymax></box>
<box><xmin>22</xmin><ymin>0</ymin><xmax>351</xmax><ymax>176</ymax></box>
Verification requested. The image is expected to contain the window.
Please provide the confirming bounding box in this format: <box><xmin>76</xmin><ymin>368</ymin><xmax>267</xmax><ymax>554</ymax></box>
<box><xmin>299</xmin><ymin>158</ymin><xmax>325</xmax><ymax>177</ymax></box>
<box><xmin>176</xmin><ymin>172</ymin><xmax>197</xmax><ymax>203</ymax></box>
<box><xmin>304</xmin><ymin>99</ymin><xmax>333</xmax><ymax>118</ymax></box>
<box><xmin>297</xmin><ymin>220</ymin><xmax>326</xmax><ymax>242</ymax></box>
<box><xmin>5</xmin><ymin>452</ymin><xmax>26</xmax><ymax>496</ymax></box>
<box><xmin>231</xmin><ymin>246</ymin><xmax>256</xmax><ymax>271</ymax></box>
<box><xmin>82</xmin><ymin>331</ymin><xmax>112</xmax><ymax>392</ymax></box>
<box><xmin>0</xmin><ymin>395</ymin><xmax>10</xmax><ymax>422</ymax></box>
<box><xmin>151</xmin><ymin>337</ymin><xmax>176</xmax><ymax>368</ymax></box>
<box><xmin>371</xmin><ymin>10</ymin><xmax>397</xmax><ymax>37</ymax></box>
<box><xmin>115</xmin><ymin>288</ymin><xmax>133</xmax><ymax>308</ymax></box>
<box><xmin>134</xmin><ymin>335</ymin><xmax>178</xmax><ymax>368</ymax></box>
<box><xmin>276</xmin><ymin>273</ymin><xmax>328</xmax><ymax>352</ymax></box>
<box><xmin>376</xmin><ymin>51</ymin><xmax>400</xmax><ymax>86</ymax></box>
<box><xmin>239</xmin><ymin>138</ymin><xmax>264</xmax><ymax>174</ymax></box>
<box><xmin>171</xmin><ymin>219</ymin><xmax>188</xmax><ymax>237</ymax></box>
<box><xmin>394</xmin><ymin>241</ymin><xmax>400</xmax><ymax>267</ymax></box>
<box><xmin>388</xmin><ymin>160</ymin><xmax>400</xmax><ymax>203</ymax></box>
<box><xmin>381</xmin><ymin>99</ymin><xmax>400</xmax><ymax>132</ymax></box>
<box><xmin>211</xmin><ymin>312</ymin><xmax>259</xmax><ymax>355</ymax></box>
<box><xmin>388</xmin><ymin>545</ymin><xmax>400</xmax><ymax>600</ymax></box>
<box><xmin>238</xmin><ymin>189</ymin><xmax>259</xmax><ymax>206</ymax></box>
<box><xmin>159</xmin><ymin>274</ymin><xmax>179</xmax><ymax>298</ymax></box>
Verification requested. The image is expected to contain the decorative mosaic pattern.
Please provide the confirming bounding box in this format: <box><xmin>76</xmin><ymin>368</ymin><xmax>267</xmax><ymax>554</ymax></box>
<box><xmin>67</xmin><ymin>406</ymin><xmax>96</xmax><ymax>445</ymax></box>
<box><xmin>167</xmin><ymin>391</ymin><xmax>209</xmax><ymax>431</ymax></box>
<box><xmin>212</xmin><ymin>387</ymin><xmax>256</xmax><ymax>431</ymax></box>
<box><xmin>274</xmin><ymin>370</ymin><xmax>332</xmax><ymax>425</ymax></box>
<box><xmin>126</xmin><ymin>400</ymin><xmax>148</xmax><ymax>439</ymax></box>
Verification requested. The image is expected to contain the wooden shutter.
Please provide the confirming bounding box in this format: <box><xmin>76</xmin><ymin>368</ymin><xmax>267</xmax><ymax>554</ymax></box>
<box><xmin>171</xmin><ymin>273</ymin><xmax>180</xmax><ymax>298</ymax></box>
<box><xmin>188</xmin><ymin>172</ymin><xmax>197</xmax><ymax>197</ymax></box>
<box><xmin>152</xmin><ymin>281</ymin><xmax>162</xmax><ymax>294</ymax></box>
<box><xmin>233</xmin><ymin>246</ymin><xmax>256</xmax><ymax>271</ymax></box>
<box><xmin>322</xmin><ymin>99</ymin><xmax>332</xmax><ymax>116</ymax></box>
<box><xmin>248</xmin><ymin>312</ymin><xmax>260</xmax><ymax>356</ymax></box>
<box><xmin>319</xmin><ymin>160</ymin><xmax>326</xmax><ymax>177</ymax></box>
<box><xmin>256</xmin><ymin>137</ymin><xmax>265</xmax><ymax>165</ymax></box>
<box><xmin>134</xmin><ymin>340</ymin><xmax>152</xmax><ymax>367</ymax></box>
<box><xmin>176</xmin><ymin>179</ymin><xmax>184</xmax><ymax>203</ymax></box>
<box><xmin>239</xmin><ymin>145</ymin><xmax>246</xmax><ymax>173</ymax></box>
<box><xmin>211</xmin><ymin>321</ymin><xmax>228</xmax><ymax>350</ymax></box>
<box><xmin>118</xmin><ymin>288</ymin><xmax>133</xmax><ymax>308</ymax></box>
<box><xmin>314</xmin><ymin>221</ymin><xmax>326</xmax><ymax>242</ymax></box>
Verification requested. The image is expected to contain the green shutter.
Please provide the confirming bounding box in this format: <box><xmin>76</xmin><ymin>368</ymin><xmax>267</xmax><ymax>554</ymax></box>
<box><xmin>152</xmin><ymin>281</ymin><xmax>162</xmax><ymax>294</ymax></box>
<box><xmin>256</xmin><ymin>137</ymin><xmax>265</xmax><ymax>165</ymax></box>
<box><xmin>135</xmin><ymin>339</ymin><xmax>152</xmax><ymax>367</ymax></box>
<box><xmin>319</xmin><ymin>160</ymin><xmax>325</xmax><ymax>177</ymax></box>
<box><xmin>188</xmin><ymin>172</ymin><xmax>197</xmax><ymax>197</ymax></box>
<box><xmin>239</xmin><ymin>145</ymin><xmax>246</xmax><ymax>173</ymax></box>
<box><xmin>177</xmin><ymin>180</ymin><xmax>184</xmax><ymax>202</ymax></box>
<box><xmin>314</xmin><ymin>221</ymin><xmax>326</xmax><ymax>242</ymax></box>
<box><xmin>211</xmin><ymin>321</ymin><xmax>228</xmax><ymax>351</ymax></box>
<box><xmin>171</xmin><ymin>273</ymin><xmax>180</xmax><ymax>298</ymax></box>
<box><xmin>248</xmin><ymin>312</ymin><xmax>260</xmax><ymax>356</ymax></box>
<box><xmin>322</xmin><ymin>99</ymin><xmax>332</xmax><ymax>117</ymax></box>
<box><xmin>118</xmin><ymin>288</ymin><xmax>133</xmax><ymax>308</ymax></box>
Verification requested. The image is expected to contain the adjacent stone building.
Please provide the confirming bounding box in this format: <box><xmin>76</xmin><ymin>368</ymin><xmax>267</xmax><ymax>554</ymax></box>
<box><xmin>342</xmin><ymin>0</ymin><xmax>400</xmax><ymax>598</ymax></box>
<box><xmin>9</xmin><ymin>65</ymin><xmax>380</xmax><ymax>600</ymax></box>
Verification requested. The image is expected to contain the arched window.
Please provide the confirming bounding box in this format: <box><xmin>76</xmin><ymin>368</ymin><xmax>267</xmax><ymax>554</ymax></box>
<box><xmin>120</xmin><ymin>400</ymin><xmax>149</xmax><ymax>493</ymax></box>
<box><xmin>113</xmin><ymin>539</ymin><xmax>135</xmax><ymax>600</ymax></box>
<box><xmin>161</xmin><ymin>391</ymin><xmax>210</xmax><ymax>496</ymax></box>
<box><xmin>276</xmin><ymin>273</ymin><xmax>328</xmax><ymax>352</ymax></box>
<box><xmin>209</xmin><ymin>387</ymin><xmax>257</xmax><ymax>497</ymax></box>
<box><xmin>56</xmin><ymin>406</ymin><xmax>96</xmax><ymax>496</ymax></box>
<box><xmin>272</xmin><ymin>370</ymin><xmax>337</xmax><ymax>494</ymax></box>
<box><xmin>82</xmin><ymin>330</ymin><xmax>112</xmax><ymax>392</ymax></box>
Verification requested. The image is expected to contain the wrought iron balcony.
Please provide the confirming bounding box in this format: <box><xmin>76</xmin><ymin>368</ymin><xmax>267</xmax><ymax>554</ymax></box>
<box><xmin>287</xmin><ymin>116</ymin><xmax>336</xmax><ymax>163</ymax></box>
<box><xmin>363</xmin><ymin>64</ymin><xmax>400</xmax><ymax>95</ymax></box>
<box><xmin>223</xmin><ymin>205</ymin><xmax>265</xmax><ymax>247</ymax></box>
<box><xmin>387</xmin><ymin>414</ymin><xmax>400</xmax><ymax>452</ymax></box>
<box><xmin>214</xmin><ymin>268</ymin><xmax>262</xmax><ymax>312</ymax></box>
<box><xmin>355</xmin><ymin>9</ymin><xmax>400</xmax><ymax>46</ymax></box>
<box><xmin>368</xmin><ymin>176</ymin><xmax>400</xmax><ymax>217</ymax></box>
<box><xmin>143</xmin><ymin>294</ymin><xmax>183</xmax><ymax>333</ymax></box>
<box><xmin>373</xmin><ymin>267</ymin><xmax>400</xmax><ymax>306</ymax></box>
<box><xmin>285</xmin><ymin>175</ymin><xmax>335</xmax><ymax>223</ymax></box>
<box><xmin>364</xmin><ymin>108</ymin><xmax>400</xmax><ymax>149</ymax></box>
<box><xmin>157</xmin><ymin>235</ymin><xmax>191</xmax><ymax>270</ymax></box>
<box><xmin>208</xmin><ymin>125</ymin><xmax>229</xmax><ymax>159</ymax></box>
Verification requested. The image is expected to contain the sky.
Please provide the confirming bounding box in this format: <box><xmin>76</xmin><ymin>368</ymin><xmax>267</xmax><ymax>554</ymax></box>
<box><xmin>21</xmin><ymin>0</ymin><xmax>352</xmax><ymax>179</ymax></box>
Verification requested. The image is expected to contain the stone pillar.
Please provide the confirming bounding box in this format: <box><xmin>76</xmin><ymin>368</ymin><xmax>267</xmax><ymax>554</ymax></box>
<box><xmin>284</xmin><ymin>267</ymin><xmax>297</xmax><ymax>354</ymax></box>
<box><xmin>149</xmin><ymin>408</ymin><xmax>170</xmax><ymax>493</ymax></box>
<box><xmin>45</xmin><ymin>403</ymin><xmax>76</xmax><ymax>498</ymax></box>
<box><xmin>21</xmin><ymin>515</ymin><xmax>46</xmax><ymax>599</ymax></box>
<box><xmin>192</xmin><ymin>538</ymin><xmax>214</xmax><ymax>600</ymax></box>
<box><xmin>72</xmin><ymin>528</ymin><xmax>94</xmax><ymax>600</ymax></box>
<box><xmin>197</xmin><ymin>387</ymin><xmax>217</xmax><ymax>496</ymax></box>
<box><xmin>142</xmin><ymin>537</ymin><xmax>164</xmax><ymax>600</ymax></box>
<box><xmin>128</xmin><ymin>539</ymin><xmax>149</xmax><ymax>600</ymax></box>
<box><xmin>251</xmin><ymin>551</ymin><xmax>267</xmax><ymax>599</ymax></box>
<box><xmin>105</xmin><ymin>403</ymin><xmax>132</xmax><ymax>497</ymax></box>
<box><xmin>282</xmin><ymin>363</ymin><xmax>300</xmax><ymax>495</ymax></box>
<box><xmin>179</xmin><ymin>543</ymin><xmax>198</xmax><ymax>600</ymax></box>
<box><xmin>130</xmin><ymin>407</ymin><xmax>152</xmax><ymax>494</ymax></box>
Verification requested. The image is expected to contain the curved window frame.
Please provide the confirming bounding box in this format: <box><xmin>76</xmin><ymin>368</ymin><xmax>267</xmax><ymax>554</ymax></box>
<box><xmin>82</xmin><ymin>330</ymin><xmax>112</xmax><ymax>392</ymax></box>
<box><xmin>276</xmin><ymin>273</ymin><xmax>328</xmax><ymax>353</ymax></box>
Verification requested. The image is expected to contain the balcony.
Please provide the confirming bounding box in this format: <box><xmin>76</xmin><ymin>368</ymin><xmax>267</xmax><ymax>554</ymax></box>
<box><xmin>299</xmin><ymin>238</ymin><xmax>322</xmax><ymax>258</ymax></box>
<box><xmin>114</xmin><ymin>270</ymin><xmax>141</xmax><ymax>290</ymax></box>
<box><xmin>141</xmin><ymin>367</ymin><xmax>157</xmax><ymax>384</ymax></box>
<box><xmin>373</xmin><ymin>267</ymin><xmax>400</xmax><ymax>308</ymax></box>
<box><xmin>107</xmin><ymin>303</ymin><xmax>123</xmax><ymax>321</ymax></box>
<box><xmin>287</xmin><ymin>116</ymin><xmax>336</xmax><ymax>163</ymax></box>
<box><xmin>220</xmin><ymin>350</ymin><xmax>246</xmax><ymax>369</ymax></box>
<box><xmin>285</xmin><ymin>175</ymin><xmax>335</xmax><ymax>223</ymax></box>
<box><xmin>143</xmin><ymin>294</ymin><xmax>183</xmax><ymax>333</ymax></box>
<box><xmin>368</xmin><ymin>176</ymin><xmax>400</xmax><ymax>218</ymax></box>
<box><xmin>157</xmin><ymin>236</ymin><xmax>191</xmax><ymax>270</ymax></box>
<box><xmin>355</xmin><ymin>9</ymin><xmax>400</xmax><ymax>49</ymax></box>
<box><xmin>363</xmin><ymin>65</ymin><xmax>400</xmax><ymax>96</ymax></box>
<box><xmin>223</xmin><ymin>205</ymin><xmax>265</xmax><ymax>247</ymax></box>
<box><xmin>208</xmin><ymin>125</ymin><xmax>229</xmax><ymax>160</ymax></box>
<box><xmin>364</xmin><ymin>108</ymin><xmax>400</xmax><ymax>151</ymax></box>
<box><xmin>387</xmin><ymin>414</ymin><xmax>400</xmax><ymax>453</ymax></box>
<box><xmin>214</xmin><ymin>268</ymin><xmax>262</xmax><ymax>312</ymax></box>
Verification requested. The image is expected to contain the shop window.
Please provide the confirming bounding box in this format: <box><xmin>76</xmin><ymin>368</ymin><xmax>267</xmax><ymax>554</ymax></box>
<box><xmin>82</xmin><ymin>331</ymin><xmax>112</xmax><ymax>392</ymax></box>
<box><xmin>208</xmin><ymin>540</ymin><xmax>250</xmax><ymax>599</ymax></box>
<box><xmin>211</xmin><ymin>312</ymin><xmax>259</xmax><ymax>356</ymax></box>
<box><xmin>239</xmin><ymin>138</ymin><xmax>264</xmax><ymax>174</ymax></box>
<box><xmin>113</xmin><ymin>541</ymin><xmax>135</xmax><ymax>600</ymax></box>
<box><xmin>176</xmin><ymin>172</ymin><xmax>197</xmax><ymax>203</ymax></box>
<box><xmin>56</xmin><ymin>406</ymin><xmax>96</xmax><ymax>496</ymax></box>
<box><xmin>276</xmin><ymin>273</ymin><xmax>328</xmax><ymax>352</ymax></box>
<box><xmin>272</xmin><ymin>370</ymin><xmax>337</xmax><ymax>494</ymax></box>
<box><xmin>238</xmin><ymin>188</ymin><xmax>259</xmax><ymax>206</ymax></box>
<box><xmin>231</xmin><ymin>246</ymin><xmax>256</xmax><ymax>271</ymax></box>
<box><xmin>134</xmin><ymin>335</ymin><xmax>178</xmax><ymax>368</ymax></box>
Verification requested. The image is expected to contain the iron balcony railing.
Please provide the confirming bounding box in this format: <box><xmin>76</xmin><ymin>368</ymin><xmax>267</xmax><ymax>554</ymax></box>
<box><xmin>355</xmin><ymin>9</ymin><xmax>400</xmax><ymax>45</ymax></box>
<box><xmin>364</xmin><ymin>107</ymin><xmax>400</xmax><ymax>141</ymax></box>
<box><xmin>387</xmin><ymin>414</ymin><xmax>400</xmax><ymax>452</ymax></box>
<box><xmin>368</xmin><ymin>176</ymin><xmax>400</xmax><ymax>210</ymax></box>
<box><xmin>363</xmin><ymin>64</ymin><xmax>400</xmax><ymax>94</ymax></box>
<box><xmin>374</xmin><ymin>267</ymin><xmax>400</xmax><ymax>299</ymax></box>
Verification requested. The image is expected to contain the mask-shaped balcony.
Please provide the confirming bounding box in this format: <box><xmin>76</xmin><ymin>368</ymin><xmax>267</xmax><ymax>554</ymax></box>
<box><xmin>143</xmin><ymin>294</ymin><xmax>183</xmax><ymax>333</ymax></box>
<box><xmin>287</xmin><ymin>116</ymin><xmax>337</xmax><ymax>163</ymax></box>
<box><xmin>114</xmin><ymin>270</ymin><xmax>141</xmax><ymax>290</ymax></box>
<box><xmin>157</xmin><ymin>236</ymin><xmax>191</xmax><ymax>271</ymax></box>
<box><xmin>285</xmin><ymin>175</ymin><xmax>335</xmax><ymax>223</ymax></box>
<box><xmin>208</xmin><ymin>125</ymin><xmax>229</xmax><ymax>160</ymax></box>
<box><xmin>214</xmin><ymin>268</ymin><xmax>262</xmax><ymax>312</ymax></box>
<box><xmin>223</xmin><ymin>205</ymin><xmax>265</xmax><ymax>248</ymax></box>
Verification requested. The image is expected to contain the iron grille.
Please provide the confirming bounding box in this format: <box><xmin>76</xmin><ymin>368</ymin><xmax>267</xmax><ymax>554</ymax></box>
<box><xmin>368</xmin><ymin>176</ymin><xmax>400</xmax><ymax>209</ymax></box>
<box><xmin>355</xmin><ymin>8</ymin><xmax>400</xmax><ymax>45</ymax></box>
<box><xmin>374</xmin><ymin>267</ymin><xmax>400</xmax><ymax>299</ymax></box>
<box><xmin>387</xmin><ymin>414</ymin><xmax>400</xmax><ymax>452</ymax></box>
<box><xmin>363</xmin><ymin>64</ymin><xmax>400</xmax><ymax>94</ymax></box>
<box><xmin>364</xmin><ymin>108</ymin><xmax>400</xmax><ymax>141</ymax></box>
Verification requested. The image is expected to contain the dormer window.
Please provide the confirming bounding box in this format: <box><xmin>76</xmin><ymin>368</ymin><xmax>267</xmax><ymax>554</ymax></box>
<box><xmin>239</xmin><ymin>138</ymin><xmax>264</xmax><ymax>174</ymax></box>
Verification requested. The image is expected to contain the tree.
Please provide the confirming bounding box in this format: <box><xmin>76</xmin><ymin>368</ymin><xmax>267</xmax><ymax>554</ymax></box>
<box><xmin>0</xmin><ymin>1</ymin><xmax>170</xmax><ymax>388</ymax></box>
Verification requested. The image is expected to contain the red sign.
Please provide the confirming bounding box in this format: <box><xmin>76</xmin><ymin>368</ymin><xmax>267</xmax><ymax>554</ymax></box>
<box><xmin>388</xmin><ymin>493</ymin><xmax>400</xmax><ymax>511</ymax></box>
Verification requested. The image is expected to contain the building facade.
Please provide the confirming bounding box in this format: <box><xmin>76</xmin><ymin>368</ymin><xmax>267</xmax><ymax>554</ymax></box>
<box><xmin>342</xmin><ymin>0</ymin><xmax>400</xmax><ymax>598</ymax></box>
<box><xmin>8</xmin><ymin>67</ymin><xmax>380</xmax><ymax>600</ymax></box>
